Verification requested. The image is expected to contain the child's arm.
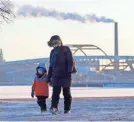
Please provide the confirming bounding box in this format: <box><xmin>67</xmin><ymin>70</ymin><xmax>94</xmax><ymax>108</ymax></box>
<box><xmin>32</xmin><ymin>80</ymin><xmax>36</xmax><ymax>90</ymax></box>
<box><xmin>31</xmin><ymin>81</ymin><xmax>36</xmax><ymax>98</ymax></box>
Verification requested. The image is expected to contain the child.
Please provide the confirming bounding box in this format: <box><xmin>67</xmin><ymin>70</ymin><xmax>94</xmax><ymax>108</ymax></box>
<box><xmin>31</xmin><ymin>63</ymin><xmax>49</xmax><ymax>112</ymax></box>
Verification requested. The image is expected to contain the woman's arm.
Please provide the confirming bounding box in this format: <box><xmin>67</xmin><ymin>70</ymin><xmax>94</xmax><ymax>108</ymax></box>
<box><xmin>47</xmin><ymin>49</ymin><xmax>54</xmax><ymax>81</ymax></box>
<box><xmin>66</xmin><ymin>46</ymin><xmax>73</xmax><ymax>73</ymax></box>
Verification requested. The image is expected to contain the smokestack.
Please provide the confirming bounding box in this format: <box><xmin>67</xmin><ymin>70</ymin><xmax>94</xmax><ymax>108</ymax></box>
<box><xmin>114</xmin><ymin>22</ymin><xmax>119</xmax><ymax>72</ymax></box>
<box><xmin>114</xmin><ymin>22</ymin><xmax>118</xmax><ymax>56</ymax></box>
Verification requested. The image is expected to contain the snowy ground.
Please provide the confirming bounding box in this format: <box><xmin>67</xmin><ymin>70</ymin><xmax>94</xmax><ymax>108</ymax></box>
<box><xmin>1</xmin><ymin>86</ymin><xmax>134</xmax><ymax>121</ymax></box>
<box><xmin>1</xmin><ymin>98</ymin><xmax>134</xmax><ymax>121</ymax></box>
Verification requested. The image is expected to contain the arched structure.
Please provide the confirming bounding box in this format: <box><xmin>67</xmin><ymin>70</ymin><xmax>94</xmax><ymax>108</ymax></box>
<box><xmin>66</xmin><ymin>44</ymin><xmax>113</xmax><ymax>69</ymax></box>
<box><xmin>66</xmin><ymin>44</ymin><xmax>109</xmax><ymax>57</ymax></box>
<box><xmin>66</xmin><ymin>44</ymin><xmax>134</xmax><ymax>73</ymax></box>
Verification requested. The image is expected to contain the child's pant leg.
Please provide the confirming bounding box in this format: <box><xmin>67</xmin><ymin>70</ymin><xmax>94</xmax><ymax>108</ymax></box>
<box><xmin>37</xmin><ymin>96</ymin><xmax>47</xmax><ymax>110</ymax></box>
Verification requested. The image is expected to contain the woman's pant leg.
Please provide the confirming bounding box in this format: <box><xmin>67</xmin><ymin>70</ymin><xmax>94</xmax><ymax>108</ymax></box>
<box><xmin>63</xmin><ymin>87</ymin><xmax>72</xmax><ymax>111</ymax></box>
<box><xmin>51</xmin><ymin>86</ymin><xmax>61</xmax><ymax>109</ymax></box>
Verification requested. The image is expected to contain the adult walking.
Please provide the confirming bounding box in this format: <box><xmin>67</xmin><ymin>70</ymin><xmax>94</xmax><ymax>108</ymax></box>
<box><xmin>47</xmin><ymin>35</ymin><xmax>74</xmax><ymax>114</ymax></box>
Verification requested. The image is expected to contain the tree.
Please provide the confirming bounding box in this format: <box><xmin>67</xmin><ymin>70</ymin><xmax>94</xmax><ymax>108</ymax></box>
<box><xmin>0</xmin><ymin>0</ymin><xmax>14</xmax><ymax>24</ymax></box>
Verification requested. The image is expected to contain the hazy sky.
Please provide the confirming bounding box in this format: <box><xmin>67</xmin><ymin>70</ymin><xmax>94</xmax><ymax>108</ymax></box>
<box><xmin>0</xmin><ymin>0</ymin><xmax>134</xmax><ymax>61</ymax></box>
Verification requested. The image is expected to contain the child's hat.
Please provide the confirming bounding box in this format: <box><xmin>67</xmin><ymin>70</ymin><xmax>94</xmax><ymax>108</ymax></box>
<box><xmin>37</xmin><ymin>67</ymin><xmax>47</xmax><ymax>74</ymax></box>
<box><xmin>36</xmin><ymin>63</ymin><xmax>47</xmax><ymax>73</ymax></box>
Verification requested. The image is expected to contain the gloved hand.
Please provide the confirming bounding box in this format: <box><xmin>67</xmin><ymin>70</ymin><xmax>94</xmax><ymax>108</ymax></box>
<box><xmin>47</xmin><ymin>78</ymin><xmax>52</xmax><ymax>86</ymax></box>
<box><xmin>31</xmin><ymin>90</ymin><xmax>34</xmax><ymax>98</ymax></box>
<box><xmin>47</xmin><ymin>78</ymin><xmax>51</xmax><ymax>83</ymax></box>
<box><xmin>49</xmin><ymin>82</ymin><xmax>52</xmax><ymax>86</ymax></box>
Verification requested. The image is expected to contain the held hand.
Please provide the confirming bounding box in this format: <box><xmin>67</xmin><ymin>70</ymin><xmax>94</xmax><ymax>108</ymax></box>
<box><xmin>47</xmin><ymin>78</ymin><xmax>52</xmax><ymax>83</ymax></box>
<box><xmin>31</xmin><ymin>90</ymin><xmax>34</xmax><ymax>98</ymax></box>
<box><xmin>48</xmin><ymin>82</ymin><xmax>52</xmax><ymax>86</ymax></box>
<box><xmin>47</xmin><ymin>78</ymin><xmax>51</xmax><ymax>83</ymax></box>
<box><xmin>47</xmin><ymin>79</ymin><xmax>52</xmax><ymax>86</ymax></box>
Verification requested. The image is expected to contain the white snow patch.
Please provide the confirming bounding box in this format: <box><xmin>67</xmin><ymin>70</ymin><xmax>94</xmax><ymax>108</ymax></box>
<box><xmin>0</xmin><ymin>86</ymin><xmax>134</xmax><ymax>99</ymax></box>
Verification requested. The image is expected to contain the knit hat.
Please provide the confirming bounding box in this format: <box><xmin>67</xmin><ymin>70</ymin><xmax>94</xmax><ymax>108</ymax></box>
<box><xmin>36</xmin><ymin>63</ymin><xmax>47</xmax><ymax>73</ymax></box>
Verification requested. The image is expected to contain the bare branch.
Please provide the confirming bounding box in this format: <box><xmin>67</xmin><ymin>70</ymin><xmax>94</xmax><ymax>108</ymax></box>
<box><xmin>0</xmin><ymin>0</ymin><xmax>15</xmax><ymax>25</ymax></box>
